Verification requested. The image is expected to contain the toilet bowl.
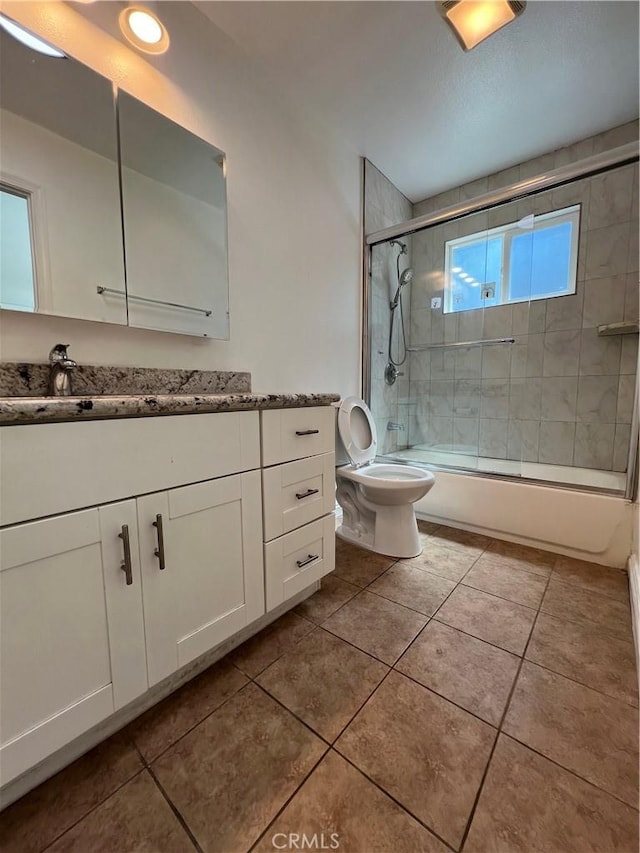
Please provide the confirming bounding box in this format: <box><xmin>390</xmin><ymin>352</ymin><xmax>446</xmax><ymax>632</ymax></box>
<box><xmin>335</xmin><ymin>397</ymin><xmax>435</xmax><ymax>558</ymax></box>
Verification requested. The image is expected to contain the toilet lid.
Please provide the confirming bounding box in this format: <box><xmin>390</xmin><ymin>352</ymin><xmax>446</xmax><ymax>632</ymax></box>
<box><xmin>338</xmin><ymin>396</ymin><xmax>377</xmax><ymax>467</ymax></box>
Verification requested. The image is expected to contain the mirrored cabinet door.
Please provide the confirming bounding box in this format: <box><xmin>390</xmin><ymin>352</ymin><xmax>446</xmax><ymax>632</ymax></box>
<box><xmin>0</xmin><ymin>30</ymin><xmax>127</xmax><ymax>325</ymax></box>
<box><xmin>118</xmin><ymin>92</ymin><xmax>230</xmax><ymax>338</ymax></box>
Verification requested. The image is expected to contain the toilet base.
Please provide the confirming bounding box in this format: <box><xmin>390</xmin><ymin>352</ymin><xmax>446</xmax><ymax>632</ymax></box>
<box><xmin>337</xmin><ymin>501</ymin><xmax>423</xmax><ymax>559</ymax></box>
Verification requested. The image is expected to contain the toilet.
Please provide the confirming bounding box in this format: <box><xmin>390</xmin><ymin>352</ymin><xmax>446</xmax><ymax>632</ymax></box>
<box><xmin>335</xmin><ymin>396</ymin><xmax>435</xmax><ymax>558</ymax></box>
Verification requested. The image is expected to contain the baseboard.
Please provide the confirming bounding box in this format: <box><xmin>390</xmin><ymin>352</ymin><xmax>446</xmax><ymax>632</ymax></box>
<box><xmin>628</xmin><ymin>552</ymin><xmax>640</xmax><ymax>685</ymax></box>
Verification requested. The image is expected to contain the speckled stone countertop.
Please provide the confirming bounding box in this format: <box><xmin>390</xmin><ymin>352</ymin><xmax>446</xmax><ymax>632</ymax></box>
<box><xmin>0</xmin><ymin>362</ymin><xmax>339</xmax><ymax>425</ymax></box>
<box><xmin>0</xmin><ymin>392</ymin><xmax>340</xmax><ymax>425</ymax></box>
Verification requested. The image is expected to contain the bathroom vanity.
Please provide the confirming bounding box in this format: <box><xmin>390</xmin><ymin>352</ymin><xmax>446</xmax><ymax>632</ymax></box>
<box><xmin>0</xmin><ymin>369</ymin><xmax>338</xmax><ymax>801</ymax></box>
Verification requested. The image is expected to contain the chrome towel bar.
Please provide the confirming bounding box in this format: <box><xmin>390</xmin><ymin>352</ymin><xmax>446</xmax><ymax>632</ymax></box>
<box><xmin>407</xmin><ymin>337</ymin><xmax>515</xmax><ymax>352</ymax></box>
<box><xmin>97</xmin><ymin>286</ymin><xmax>212</xmax><ymax>317</ymax></box>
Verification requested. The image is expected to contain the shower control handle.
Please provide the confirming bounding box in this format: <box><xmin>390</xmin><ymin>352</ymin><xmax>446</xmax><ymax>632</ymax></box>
<box><xmin>295</xmin><ymin>429</ymin><xmax>319</xmax><ymax>436</ymax></box>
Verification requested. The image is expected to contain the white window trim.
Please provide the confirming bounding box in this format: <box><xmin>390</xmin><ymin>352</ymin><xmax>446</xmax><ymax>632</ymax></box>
<box><xmin>444</xmin><ymin>204</ymin><xmax>581</xmax><ymax>313</ymax></box>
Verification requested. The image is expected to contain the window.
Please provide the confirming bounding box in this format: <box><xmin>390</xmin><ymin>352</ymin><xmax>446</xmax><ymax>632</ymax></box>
<box><xmin>0</xmin><ymin>184</ymin><xmax>36</xmax><ymax>312</ymax></box>
<box><xmin>444</xmin><ymin>205</ymin><xmax>580</xmax><ymax>313</ymax></box>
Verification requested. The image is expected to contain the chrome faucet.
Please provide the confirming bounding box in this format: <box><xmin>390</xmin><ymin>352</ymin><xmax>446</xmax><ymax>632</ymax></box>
<box><xmin>48</xmin><ymin>344</ymin><xmax>77</xmax><ymax>396</ymax></box>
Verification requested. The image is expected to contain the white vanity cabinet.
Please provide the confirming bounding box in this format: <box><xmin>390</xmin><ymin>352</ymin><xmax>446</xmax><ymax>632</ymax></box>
<box><xmin>0</xmin><ymin>410</ymin><xmax>264</xmax><ymax>788</ymax></box>
<box><xmin>261</xmin><ymin>406</ymin><xmax>336</xmax><ymax>610</ymax></box>
<box><xmin>0</xmin><ymin>403</ymin><xmax>336</xmax><ymax>794</ymax></box>
<box><xmin>0</xmin><ymin>501</ymin><xmax>147</xmax><ymax>787</ymax></box>
<box><xmin>137</xmin><ymin>471</ymin><xmax>263</xmax><ymax>686</ymax></box>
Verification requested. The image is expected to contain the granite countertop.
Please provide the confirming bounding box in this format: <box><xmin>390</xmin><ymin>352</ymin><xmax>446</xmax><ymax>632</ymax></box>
<box><xmin>0</xmin><ymin>392</ymin><xmax>341</xmax><ymax>425</ymax></box>
<box><xmin>0</xmin><ymin>362</ymin><xmax>340</xmax><ymax>425</ymax></box>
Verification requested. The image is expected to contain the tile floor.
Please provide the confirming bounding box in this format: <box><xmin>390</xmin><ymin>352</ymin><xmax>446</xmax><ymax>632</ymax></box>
<box><xmin>1</xmin><ymin>523</ymin><xmax>638</xmax><ymax>853</ymax></box>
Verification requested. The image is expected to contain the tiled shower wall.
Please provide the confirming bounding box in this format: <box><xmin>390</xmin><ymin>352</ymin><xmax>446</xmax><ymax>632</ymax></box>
<box><xmin>365</xmin><ymin>160</ymin><xmax>412</xmax><ymax>454</ymax></box>
<box><xmin>406</xmin><ymin>121</ymin><xmax>639</xmax><ymax>472</ymax></box>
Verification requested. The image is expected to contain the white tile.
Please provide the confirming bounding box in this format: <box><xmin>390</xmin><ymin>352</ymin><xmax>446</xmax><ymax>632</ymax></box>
<box><xmin>576</xmin><ymin>376</ymin><xmax>619</xmax><ymax>423</ymax></box>
<box><xmin>588</xmin><ymin>166</ymin><xmax>634</xmax><ymax>229</ymax></box>
<box><xmin>545</xmin><ymin>292</ymin><xmax>584</xmax><ymax>332</ymax></box>
<box><xmin>585</xmin><ymin>222</ymin><xmax>631</xmax><ymax>280</ymax></box>
<box><xmin>582</xmin><ymin>276</ymin><xmax>626</xmax><ymax>328</ymax></box>
<box><xmin>538</xmin><ymin>422</ymin><xmax>576</xmax><ymax>465</ymax></box>
<box><xmin>482</xmin><ymin>344</ymin><xmax>512</xmax><ymax>379</ymax></box>
<box><xmin>480</xmin><ymin>379</ymin><xmax>510</xmax><ymax>420</ymax></box>
<box><xmin>616</xmin><ymin>374</ymin><xmax>636</xmax><ymax>424</ymax></box>
<box><xmin>613</xmin><ymin>423</ymin><xmax>632</xmax><ymax>473</ymax></box>
<box><xmin>543</xmin><ymin>330</ymin><xmax>581</xmax><ymax>376</ymax></box>
<box><xmin>579</xmin><ymin>328</ymin><xmax>622</xmax><ymax>376</ymax></box>
<box><xmin>509</xmin><ymin>378</ymin><xmax>542</xmax><ymax>421</ymax></box>
<box><xmin>574</xmin><ymin>423</ymin><xmax>615</xmax><ymax>470</ymax></box>
<box><xmin>540</xmin><ymin>376</ymin><xmax>578</xmax><ymax>422</ymax></box>
<box><xmin>479</xmin><ymin>418</ymin><xmax>508</xmax><ymax>458</ymax></box>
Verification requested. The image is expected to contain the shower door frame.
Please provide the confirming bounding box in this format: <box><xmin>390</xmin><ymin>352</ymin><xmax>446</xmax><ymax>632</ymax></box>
<box><xmin>362</xmin><ymin>142</ymin><xmax>640</xmax><ymax>500</ymax></box>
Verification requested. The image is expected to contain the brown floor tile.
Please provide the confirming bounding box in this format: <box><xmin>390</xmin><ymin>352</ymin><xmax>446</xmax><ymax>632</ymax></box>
<box><xmin>552</xmin><ymin>555</ymin><xmax>630</xmax><ymax>602</ymax></box>
<box><xmin>464</xmin><ymin>734</ymin><xmax>639</xmax><ymax>853</ymax></box>
<box><xmin>256</xmin><ymin>628</ymin><xmax>388</xmax><ymax>741</ymax></box>
<box><xmin>503</xmin><ymin>661</ymin><xmax>639</xmax><ymax>807</ymax></box>
<box><xmin>254</xmin><ymin>750</ymin><xmax>449</xmax><ymax>853</ymax></box>
<box><xmin>323</xmin><ymin>591</ymin><xmax>427</xmax><ymax>664</ymax></box>
<box><xmin>229</xmin><ymin>611</ymin><xmax>315</xmax><ymax>677</ymax></box>
<box><xmin>462</xmin><ymin>556</ymin><xmax>548</xmax><ymax>608</ymax></box>
<box><xmin>417</xmin><ymin>519</ymin><xmax>440</xmax><ymax>536</ymax></box>
<box><xmin>46</xmin><ymin>770</ymin><xmax>194</xmax><ymax>852</ymax></box>
<box><xmin>484</xmin><ymin>539</ymin><xmax>555</xmax><ymax>577</ymax></box>
<box><xmin>396</xmin><ymin>621</ymin><xmax>520</xmax><ymax>726</ymax></box>
<box><xmin>127</xmin><ymin>659</ymin><xmax>248</xmax><ymax>762</ymax></box>
<box><xmin>541</xmin><ymin>578</ymin><xmax>634</xmax><ymax>641</ymax></box>
<box><xmin>336</xmin><ymin>671</ymin><xmax>495</xmax><ymax>849</ymax></box>
<box><xmin>526</xmin><ymin>612</ymin><xmax>639</xmax><ymax>707</ymax></box>
<box><xmin>367</xmin><ymin>562</ymin><xmax>456</xmax><ymax>616</ymax></box>
<box><xmin>333</xmin><ymin>538</ymin><xmax>394</xmax><ymax>587</ymax></box>
<box><xmin>152</xmin><ymin>683</ymin><xmax>326</xmax><ymax>852</ymax></box>
<box><xmin>0</xmin><ymin>733</ymin><xmax>142</xmax><ymax>853</ymax></box>
<box><xmin>404</xmin><ymin>541</ymin><xmax>479</xmax><ymax>582</ymax></box>
<box><xmin>435</xmin><ymin>586</ymin><xmax>536</xmax><ymax>655</ymax></box>
<box><xmin>294</xmin><ymin>574</ymin><xmax>359</xmax><ymax>624</ymax></box>
<box><xmin>428</xmin><ymin>525</ymin><xmax>492</xmax><ymax>556</ymax></box>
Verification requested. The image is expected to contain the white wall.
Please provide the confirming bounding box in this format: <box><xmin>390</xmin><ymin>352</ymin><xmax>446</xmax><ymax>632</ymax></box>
<box><xmin>0</xmin><ymin>1</ymin><xmax>362</xmax><ymax>396</ymax></box>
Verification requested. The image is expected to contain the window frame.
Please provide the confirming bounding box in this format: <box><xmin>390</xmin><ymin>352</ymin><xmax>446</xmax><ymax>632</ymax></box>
<box><xmin>444</xmin><ymin>204</ymin><xmax>581</xmax><ymax>314</ymax></box>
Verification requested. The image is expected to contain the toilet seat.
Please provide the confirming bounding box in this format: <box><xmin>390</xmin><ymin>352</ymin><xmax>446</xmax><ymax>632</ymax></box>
<box><xmin>337</xmin><ymin>397</ymin><xmax>377</xmax><ymax>467</ymax></box>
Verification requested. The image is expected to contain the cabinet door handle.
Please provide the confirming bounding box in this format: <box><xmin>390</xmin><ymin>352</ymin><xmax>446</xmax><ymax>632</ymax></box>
<box><xmin>295</xmin><ymin>488</ymin><xmax>319</xmax><ymax>500</ymax></box>
<box><xmin>118</xmin><ymin>524</ymin><xmax>133</xmax><ymax>586</ymax></box>
<box><xmin>152</xmin><ymin>514</ymin><xmax>166</xmax><ymax>570</ymax></box>
<box><xmin>296</xmin><ymin>553</ymin><xmax>320</xmax><ymax>568</ymax></box>
<box><xmin>295</xmin><ymin>429</ymin><xmax>319</xmax><ymax>436</ymax></box>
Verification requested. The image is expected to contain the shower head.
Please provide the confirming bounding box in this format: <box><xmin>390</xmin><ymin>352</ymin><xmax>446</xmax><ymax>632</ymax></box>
<box><xmin>399</xmin><ymin>268</ymin><xmax>413</xmax><ymax>286</ymax></box>
<box><xmin>390</xmin><ymin>267</ymin><xmax>413</xmax><ymax>310</ymax></box>
<box><xmin>390</xmin><ymin>239</ymin><xmax>407</xmax><ymax>255</ymax></box>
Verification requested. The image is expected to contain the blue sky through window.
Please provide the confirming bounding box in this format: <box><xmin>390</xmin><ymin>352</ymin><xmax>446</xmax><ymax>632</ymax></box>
<box><xmin>450</xmin><ymin>236</ymin><xmax>502</xmax><ymax>310</ymax></box>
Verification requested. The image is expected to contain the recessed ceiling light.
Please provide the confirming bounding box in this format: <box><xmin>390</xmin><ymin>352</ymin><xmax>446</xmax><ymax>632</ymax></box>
<box><xmin>451</xmin><ymin>266</ymin><xmax>463</xmax><ymax>273</ymax></box>
<box><xmin>119</xmin><ymin>6</ymin><xmax>169</xmax><ymax>55</ymax></box>
<box><xmin>438</xmin><ymin>1</ymin><xmax>526</xmax><ymax>51</ymax></box>
<box><xmin>0</xmin><ymin>14</ymin><xmax>65</xmax><ymax>57</ymax></box>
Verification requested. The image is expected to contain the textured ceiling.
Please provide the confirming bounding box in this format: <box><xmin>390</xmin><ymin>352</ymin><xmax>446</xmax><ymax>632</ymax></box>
<box><xmin>196</xmin><ymin>1</ymin><xmax>639</xmax><ymax>202</ymax></box>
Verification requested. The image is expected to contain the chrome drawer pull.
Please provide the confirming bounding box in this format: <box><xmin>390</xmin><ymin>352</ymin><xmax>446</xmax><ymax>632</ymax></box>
<box><xmin>152</xmin><ymin>514</ymin><xmax>166</xmax><ymax>570</ymax></box>
<box><xmin>296</xmin><ymin>488</ymin><xmax>319</xmax><ymax>500</ymax></box>
<box><xmin>118</xmin><ymin>524</ymin><xmax>133</xmax><ymax>586</ymax></box>
<box><xmin>295</xmin><ymin>429</ymin><xmax>319</xmax><ymax>436</ymax></box>
<box><xmin>296</xmin><ymin>553</ymin><xmax>320</xmax><ymax>568</ymax></box>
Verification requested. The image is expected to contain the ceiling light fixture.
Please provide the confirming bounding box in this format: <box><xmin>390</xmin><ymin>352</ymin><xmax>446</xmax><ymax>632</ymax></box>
<box><xmin>0</xmin><ymin>14</ymin><xmax>66</xmax><ymax>57</ymax></box>
<box><xmin>438</xmin><ymin>1</ymin><xmax>526</xmax><ymax>51</ymax></box>
<box><xmin>119</xmin><ymin>6</ymin><xmax>169</xmax><ymax>55</ymax></box>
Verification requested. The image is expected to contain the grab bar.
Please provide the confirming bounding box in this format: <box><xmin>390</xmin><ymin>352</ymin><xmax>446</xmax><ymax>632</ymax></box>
<box><xmin>97</xmin><ymin>286</ymin><xmax>212</xmax><ymax>317</ymax></box>
<box><xmin>407</xmin><ymin>337</ymin><xmax>515</xmax><ymax>352</ymax></box>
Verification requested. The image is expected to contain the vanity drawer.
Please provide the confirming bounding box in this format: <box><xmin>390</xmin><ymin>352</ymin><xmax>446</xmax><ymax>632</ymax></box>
<box><xmin>264</xmin><ymin>515</ymin><xmax>335</xmax><ymax>611</ymax></box>
<box><xmin>262</xmin><ymin>452</ymin><xmax>335</xmax><ymax>541</ymax></box>
<box><xmin>261</xmin><ymin>406</ymin><xmax>335</xmax><ymax>466</ymax></box>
